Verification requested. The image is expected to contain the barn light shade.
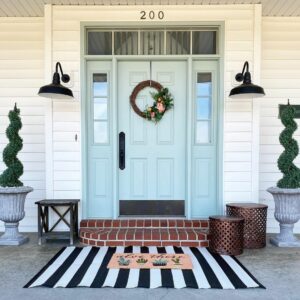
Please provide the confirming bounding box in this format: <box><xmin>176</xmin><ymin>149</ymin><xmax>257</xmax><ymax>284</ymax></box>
<box><xmin>38</xmin><ymin>62</ymin><xmax>73</xmax><ymax>99</ymax></box>
<box><xmin>229</xmin><ymin>61</ymin><xmax>265</xmax><ymax>99</ymax></box>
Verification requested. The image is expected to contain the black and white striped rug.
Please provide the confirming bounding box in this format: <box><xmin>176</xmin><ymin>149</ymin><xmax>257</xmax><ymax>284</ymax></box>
<box><xmin>24</xmin><ymin>246</ymin><xmax>264</xmax><ymax>289</ymax></box>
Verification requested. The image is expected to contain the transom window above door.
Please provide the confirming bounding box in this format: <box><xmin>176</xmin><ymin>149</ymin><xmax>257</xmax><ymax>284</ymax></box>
<box><xmin>86</xmin><ymin>28</ymin><xmax>218</xmax><ymax>56</ymax></box>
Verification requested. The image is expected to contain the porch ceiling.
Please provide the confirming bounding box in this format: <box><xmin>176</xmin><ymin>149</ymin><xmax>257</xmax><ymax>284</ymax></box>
<box><xmin>0</xmin><ymin>0</ymin><xmax>299</xmax><ymax>17</ymax></box>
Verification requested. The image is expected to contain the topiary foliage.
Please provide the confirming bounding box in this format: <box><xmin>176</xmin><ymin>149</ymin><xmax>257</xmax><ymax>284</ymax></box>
<box><xmin>277</xmin><ymin>100</ymin><xmax>300</xmax><ymax>188</ymax></box>
<box><xmin>0</xmin><ymin>104</ymin><xmax>24</xmax><ymax>187</ymax></box>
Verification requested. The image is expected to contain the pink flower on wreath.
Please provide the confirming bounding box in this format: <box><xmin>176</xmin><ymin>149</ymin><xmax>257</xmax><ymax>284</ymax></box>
<box><xmin>157</xmin><ymin>102</ymin><xmax>165</xmax><ymax>113</ymax></box>
<box><xmin>151</xmin><ymin>112</ymin><xmax>156</xmax><ymax>118</ymax></box>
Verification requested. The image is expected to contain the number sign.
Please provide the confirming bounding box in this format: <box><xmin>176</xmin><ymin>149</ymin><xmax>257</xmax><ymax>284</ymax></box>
<box><xmin>140</xmin><ymin>10</ymin><xmax>165</xmax><ymax>20</ymax></box>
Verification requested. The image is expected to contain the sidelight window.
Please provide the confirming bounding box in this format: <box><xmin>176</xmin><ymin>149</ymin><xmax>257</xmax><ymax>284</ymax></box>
<box><xmin>93</xmin><ymin>73</ymin><xmax>108</xmax><ymax>144</ymax></box>
<box><xmin>195</xmin><ymin>73</ymin><xmax>212</xmax><ymax>144</ymax></box>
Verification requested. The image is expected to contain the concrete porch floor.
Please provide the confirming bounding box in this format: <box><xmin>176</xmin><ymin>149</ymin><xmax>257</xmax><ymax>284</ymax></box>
<box><xmin>0</xmin><ymin>233</ymin><xmax>299</xmax><ymax>300</ymax></box>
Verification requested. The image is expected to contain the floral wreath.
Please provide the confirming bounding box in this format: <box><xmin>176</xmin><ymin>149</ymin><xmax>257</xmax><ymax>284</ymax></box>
<box><xmin>130</xmin><ymin>80</ymin><xmax>174</xmax><ymax>123</ymax></box>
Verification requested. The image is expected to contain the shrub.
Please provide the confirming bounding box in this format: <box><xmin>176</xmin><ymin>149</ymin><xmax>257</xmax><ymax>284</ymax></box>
<box><xmin>0</xmin><ymin>104</ymin><xmax>24</xmax><ymax>187</ymax></box>
<box><xmin>277</xmin><ymin>100</ymin><xmax>300</xmax><ymax>188</ymax></box>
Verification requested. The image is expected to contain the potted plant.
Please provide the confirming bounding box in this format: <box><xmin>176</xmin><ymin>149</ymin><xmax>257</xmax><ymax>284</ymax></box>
<box><xmin>0</xmin><ymin>104</ymin><xmax>33</xmax><ymax>245</ymax></box>
<box><xmin>118</xmin><ymin>256</ymin><xmax>130</xmax><ymax>266</ymax></box>
<box><xmin>152</xmin><ymin>258</ymin><xmax>168</xmax><ymax>267</ymax></box>
<box><xmin>136</xmin><ymin>257</ymin><xmax>148</xmax><ymax>265</ymax></box>
<box><xmin>267</xmin><ymin>100</ymin><xmax>300</xmax><ymax>247</ymax></box>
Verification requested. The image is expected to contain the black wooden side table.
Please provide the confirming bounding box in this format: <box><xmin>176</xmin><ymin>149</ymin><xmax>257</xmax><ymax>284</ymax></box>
<box><xmin>35</xmin><ymin>199</ymin><xmax>80</xmax><ymax>245</ymax></box>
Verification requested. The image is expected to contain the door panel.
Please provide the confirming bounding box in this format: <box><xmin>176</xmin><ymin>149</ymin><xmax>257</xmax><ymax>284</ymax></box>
<box><xmin>86</xmin><ymin>61</ymin><xmax>113</xmax><ymax>218</ymax></box>
<box><xmin>191</xmin><ymin>60</ymin><xmax>219</xmax><ymax>217</ymax></box>
<box><xmin>118</xmin><ymin>61</ymin><xmax>187</xmax><ymax>208</ymax></box>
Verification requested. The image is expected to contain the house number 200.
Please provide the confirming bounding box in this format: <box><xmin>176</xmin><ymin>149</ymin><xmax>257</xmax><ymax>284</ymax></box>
<box><xmin>140</xmin><ymin>10</ymin><xmax>165</xmax><ymax>20</ymax></box>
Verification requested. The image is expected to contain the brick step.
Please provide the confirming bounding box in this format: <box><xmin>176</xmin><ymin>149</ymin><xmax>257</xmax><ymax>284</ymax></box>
<box><xmin>79</xmin><ymin>227</ymin><xmax>210</xmax><ymax>247</ymax></box>
<box><xmin>80</xmin><ymin>219</ymin><xmax>209</xmax><ymax>229</ymax></box>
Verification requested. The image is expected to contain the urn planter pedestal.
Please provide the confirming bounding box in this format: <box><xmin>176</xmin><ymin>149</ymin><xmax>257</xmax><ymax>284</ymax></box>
<box><xmin>267</xmin><ymin>187</ymin><xmax>300</xmax><ymax>247</ymax></box>
<box><xmin>0</xmin><ymin>186</ymin><xmax>33</xmax><ymax>245</ymax></box>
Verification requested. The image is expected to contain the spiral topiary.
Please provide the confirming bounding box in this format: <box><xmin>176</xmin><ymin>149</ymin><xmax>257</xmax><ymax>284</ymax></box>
<box><xmin>277</xmin><ymin>100</ymin><xmax>300</xmax><ymax>188</ymax></box>
<box><xmin>0</xmin><ymin>103</ymin><xmax>24</xmax><ymax>187</ymax></box>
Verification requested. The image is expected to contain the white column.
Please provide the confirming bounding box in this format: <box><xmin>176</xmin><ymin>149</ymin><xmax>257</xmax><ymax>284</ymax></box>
<box><xmin>44</xmin><ymin>4</ymin><xmax>54</xmax><ymax>199</ymax></box>
<box><xmin>252</xmin><ymin>4</ymin><xmax>262</xmax><ymax>202</ymax></box>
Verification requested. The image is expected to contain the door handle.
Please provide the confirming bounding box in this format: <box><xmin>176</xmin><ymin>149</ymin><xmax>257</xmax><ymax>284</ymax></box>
<box><xmin>119</xmin><ymin>132</ymin><xmax>125</xmax><ymax>170</ymax></box>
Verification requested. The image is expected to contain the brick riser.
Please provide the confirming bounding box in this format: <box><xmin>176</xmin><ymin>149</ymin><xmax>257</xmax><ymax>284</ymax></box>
<box><xmin>80</xmin><ymin>219</ymin><xmax>210</xmax><ymax>247</ymax></box>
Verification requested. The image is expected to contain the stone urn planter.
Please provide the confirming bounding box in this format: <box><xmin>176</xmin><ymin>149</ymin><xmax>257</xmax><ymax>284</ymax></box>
<box><xmin>267</xmin><ymin>187</ymin><xmax>300</xmax><ymax>247</ymax></box>
<box><xmin>268</xmin><ymin>100</ymin><xmax>300</xmax><ymax>247</ymax></box>
<box><xmin>0</xmin><ymin>186</ymin><xmax>33</xmax><ymax>245</ymax></box>
<box><xmin>0</xmin><ymin>104</ymin><xmax>33</xmax><ymax>245</ymax></box>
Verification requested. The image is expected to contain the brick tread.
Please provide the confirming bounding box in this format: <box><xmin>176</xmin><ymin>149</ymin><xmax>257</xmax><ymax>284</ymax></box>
<box><xmin>80</xmin><ymin>219</ymin><xmax>210</xmax><ymax>247</ymax></box>
<box><xmin>80</xmin><ymin>219</ymin><xmax>209</xmax><ymax>229</ymax></box>
<box><xmin>80</xmin><ymin>228</ymin><xmax>209</xmax><ymax>247</ymax></box>
<box><xmin>81</xmin><ymin>227</ymin><xmax>207</xmax><ymax>240</ymax></box>
<box><xmin>79</xmin><ymin>238</ymin><xmax>209</xmax><ymax>247</ymax></box>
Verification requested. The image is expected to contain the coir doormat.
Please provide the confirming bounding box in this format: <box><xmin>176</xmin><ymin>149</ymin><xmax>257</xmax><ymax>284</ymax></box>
<box><xmin>24</xmin><ymin>246</ymin><xmax>265</xmax><ymax>289</ymax></box>
<box><xmin>107</xmin><ymin>253</ymin><xmax>193</xmax><ymax>269</ymax></box>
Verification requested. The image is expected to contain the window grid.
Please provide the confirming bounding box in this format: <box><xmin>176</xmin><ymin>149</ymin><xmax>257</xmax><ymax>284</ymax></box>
<box><xmin>87</xmin><ymin>28</ymin><xmax>218</xmax><ymax>56</ymax></box>
<box><xmin>93</xmin><ymin>73</ymin><xmax>109</xmax><ymax>144</ymax></box>
<box><xmin>195</xmin><ymin>72</ymin><xmax>213</xmax><ymax>144</ymax></box>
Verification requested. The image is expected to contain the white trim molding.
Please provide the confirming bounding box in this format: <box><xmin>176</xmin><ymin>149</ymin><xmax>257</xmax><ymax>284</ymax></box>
<box><xmin>44</xmin><ymin>4</ymin><xmax>54</xmax><ymax>199</ymax></box>
<box><xmin>251</xmin><ymin>3</ymin><xmax>262</xmax><ymax>203</ymax></box>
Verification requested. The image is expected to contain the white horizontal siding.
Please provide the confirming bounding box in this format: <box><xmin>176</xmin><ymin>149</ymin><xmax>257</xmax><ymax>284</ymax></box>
<box><xmin>223</xmin><ymin>6</ymin><xmax>255</xmax><ymax>206</ymax></box>
<box><xmin>52</xmin><ymin>99</ymin><xmax>81</xmax><ymax>201</ymax></box>
<box><xmin>0</xmin><ymin>5</ymin><xmax>261</xmax><ymax>231</ymax></box>
<box><xmin>0</xmin><ymin>5</ymin><xmax>299</xmax><ymax>237</ymax></box>
<box><xmin>0</xmin><ymin>18</ymin><xmax>45</xmax><ymax>232</ymax></box>
<box><xmin>261</xmin><ymin>17</ymin><xmax>300</xmax><ymax>233</ymax></box>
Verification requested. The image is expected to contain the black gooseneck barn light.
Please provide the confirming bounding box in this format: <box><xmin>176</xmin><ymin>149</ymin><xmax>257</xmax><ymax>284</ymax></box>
<box><xmin>38</xmin><ymin>62</ymin><xmax>73</xmax><ymax>99</ymax></box>
<box><xmin>229</xmin><ymin>61</ymin><xmax>265</xmax><ymax>98</ymax></box>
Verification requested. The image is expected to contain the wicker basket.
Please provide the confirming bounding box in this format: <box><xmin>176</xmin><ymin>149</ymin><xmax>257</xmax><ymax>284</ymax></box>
<box><xmin>209</xmin><ymin>215</ymin><xmax>244</xmax><ymax>256</ymax></box>
<box><xmin>226</xmin><ymin>203</ymin><xmax>268</xmax><ymax>249</ymax></box>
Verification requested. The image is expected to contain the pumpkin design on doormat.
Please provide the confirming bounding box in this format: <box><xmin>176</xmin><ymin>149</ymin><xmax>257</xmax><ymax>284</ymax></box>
<box><xmin>130</xmin><ymin>80</ymin><xmax>174</xmax><ymax>123</ymax></box>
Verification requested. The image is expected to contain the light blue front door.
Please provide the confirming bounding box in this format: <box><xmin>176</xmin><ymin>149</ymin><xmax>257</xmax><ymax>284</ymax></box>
<box><xmin>118</xmin><ymin>61</ymin><xmax>187</xmax><ymax>211</ymax></box>
<box><xmin>85</xmin><ymin>59</ymin><xmax>220</xmax><ymax>218</ymax></box>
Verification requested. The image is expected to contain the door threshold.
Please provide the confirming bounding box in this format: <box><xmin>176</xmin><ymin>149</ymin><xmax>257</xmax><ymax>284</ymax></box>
<box><xmin>118</xmin><ymin>216</ymin><xmax>186</xmax><ymax>219</ymax></box>
<box><xmin>119</xmin><ymin>200</ymin><xmax>185</xmax><ymax>216</ymax></box>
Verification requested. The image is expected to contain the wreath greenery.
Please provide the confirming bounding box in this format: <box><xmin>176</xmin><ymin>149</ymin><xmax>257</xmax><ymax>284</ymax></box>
<box><xmin>129</xmin><ymin>80</ymin><xmax>174</xmax><ymax>123</ymax></box>
<box><xmin>143</xmin><ymin>87</ymin><xmax>174</xmax><ymax>123</ymax></box>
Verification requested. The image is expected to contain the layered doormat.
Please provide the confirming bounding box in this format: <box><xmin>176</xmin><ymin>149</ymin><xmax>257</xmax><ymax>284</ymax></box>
<box><xmin>24</xmin><ymin>246</ymin><xmax>265</xmax><ymax>289</ymax></box>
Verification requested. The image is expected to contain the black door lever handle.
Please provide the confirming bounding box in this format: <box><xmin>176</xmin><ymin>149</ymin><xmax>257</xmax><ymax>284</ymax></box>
<box><xmin>119</xmin><ymin>132</ymin><xmax>125</xmax><ymax>170</ymax></box>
